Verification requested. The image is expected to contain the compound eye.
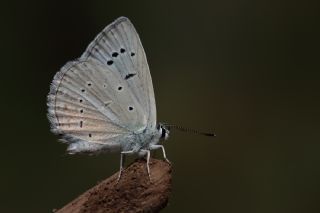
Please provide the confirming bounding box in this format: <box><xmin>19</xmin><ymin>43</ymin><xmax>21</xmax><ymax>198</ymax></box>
<box><xmin>161</xmin><ymin>127</ymin><xmax>166</xmax><ymax>139</ymax></box>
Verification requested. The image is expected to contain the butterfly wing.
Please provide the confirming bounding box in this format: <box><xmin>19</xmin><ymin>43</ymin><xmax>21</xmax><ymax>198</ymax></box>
<box><xmin>47</xmin><ymin>58</ymin><xmax>149</xmax><ymax>152</ymax></box>
<box><xmin>81</xmin><ymin>17</ymin><xmax>157</xmax><ymax>129</ymax></box>
<box><xmin>47</xmin><ymin>17</ymin><xmax>156</xmax><ymax>153</ymax></box>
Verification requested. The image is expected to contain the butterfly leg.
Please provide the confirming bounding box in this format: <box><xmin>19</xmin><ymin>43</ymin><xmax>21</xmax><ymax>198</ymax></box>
<box><xmin>141</xmin><ymin>149</ymin><xmax>151</xmax><ymax>181</ymax></box>
<box><xmin>116</xmin><ymin>150</ymin><xmax>134</xmax><ymax>184</ymax></box>
<box><xmin>150</xmin><ymin>144</ymin><xmax>171</xmax><ymax>164</ymax></box>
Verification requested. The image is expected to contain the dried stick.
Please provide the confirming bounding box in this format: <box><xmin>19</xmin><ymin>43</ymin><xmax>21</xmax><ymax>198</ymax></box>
<box><xmin>55</xmin><ymin>158</ymin><xmax>172</xmax><ymax>213</ymax></box>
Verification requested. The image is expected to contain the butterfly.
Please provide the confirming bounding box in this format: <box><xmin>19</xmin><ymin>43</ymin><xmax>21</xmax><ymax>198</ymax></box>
<box><xmin>47</xmin><ymin>17</ymin><xmax>215</xmax><ymax>182</ymax></box>
<box><xmin>47</xmin><ymin>17</ymin><xmax>171</xmax><ymax>181</ymax></box>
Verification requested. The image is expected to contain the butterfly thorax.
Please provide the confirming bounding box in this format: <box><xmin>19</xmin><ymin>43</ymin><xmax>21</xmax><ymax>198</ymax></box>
<box><xmin>120</xmin><ymin>127</ymin><xmax>161</xmax><ymax>152</ymax></box>
<box><xmin>120</xmin><ymin>123</ymin><xmax>169</xmax><ymax>153</ymax></box>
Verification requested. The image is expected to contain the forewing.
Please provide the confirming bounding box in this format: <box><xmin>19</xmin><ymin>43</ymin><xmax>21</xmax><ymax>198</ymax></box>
<box><xmin>81</xmin><ymin>17</ymin><xmax>157</xmax><ymax>129</ymax></box>
<box><xmin>47</xmin><ymin>59</ymin><xmax>147</xmax><ymax>147</ymax></box>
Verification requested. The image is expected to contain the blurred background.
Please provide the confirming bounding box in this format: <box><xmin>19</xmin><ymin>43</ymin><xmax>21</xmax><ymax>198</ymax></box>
<box><xmin>1</xmin><ymin>0</ymin><xmax>319</xmax><ymax>212</ymax></box>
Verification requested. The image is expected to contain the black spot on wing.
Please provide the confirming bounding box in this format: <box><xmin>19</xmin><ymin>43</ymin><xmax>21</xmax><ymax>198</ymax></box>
<box><xmin>112</xmin><ymin>52</ymin><xmax>119</xmax><ymax>57</ymax></box>
<box><xmin>124</xmin><ymin>73</ymin><xmax>137</xmax><ymax>80</ymax></box>
<box><xmin>104</xmin><ymin>101</ymin><xmax>112</xmax><ymax>107</ymax></box>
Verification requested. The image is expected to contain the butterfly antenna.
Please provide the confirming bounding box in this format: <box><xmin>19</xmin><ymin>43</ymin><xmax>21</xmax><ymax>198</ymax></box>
<box><xmin>163</xmin><ymin>124</ymin><xmax>216</xmax><ymax>137</ymax></box>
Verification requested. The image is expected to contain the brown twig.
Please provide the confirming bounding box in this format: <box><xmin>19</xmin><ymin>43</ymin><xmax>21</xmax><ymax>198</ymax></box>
<box><xmin>55</xmin><ymin>158</ymin><xmax>172</xmax><ymax>213</ymax></box>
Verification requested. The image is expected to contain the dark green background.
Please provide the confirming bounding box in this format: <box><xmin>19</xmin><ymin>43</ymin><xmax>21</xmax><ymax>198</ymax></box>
<box><xmin>1</xmin><ymin>0</ymin><xmax>319</xmax><ymax>212</ymax></box>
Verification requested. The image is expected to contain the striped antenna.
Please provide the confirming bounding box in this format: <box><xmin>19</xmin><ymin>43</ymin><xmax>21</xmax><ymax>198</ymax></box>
<box><xmin>163</xmin><ymin>124</ymin><xmax>216</xmax><ymax>137</ymax></box>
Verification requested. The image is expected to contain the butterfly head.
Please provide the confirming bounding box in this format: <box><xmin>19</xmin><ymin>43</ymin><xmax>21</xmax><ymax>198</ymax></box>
<box><xmin>157</xmin><ymin>123</ymin><xmax>170</xmax><ymax>140</ymax></box>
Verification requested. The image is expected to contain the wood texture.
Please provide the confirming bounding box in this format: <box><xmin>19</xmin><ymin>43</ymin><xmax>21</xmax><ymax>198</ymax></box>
<box><xmin>55</xmin><ymin>158</ymin><xmax>172</xmax><ymax>213</ymax></box>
